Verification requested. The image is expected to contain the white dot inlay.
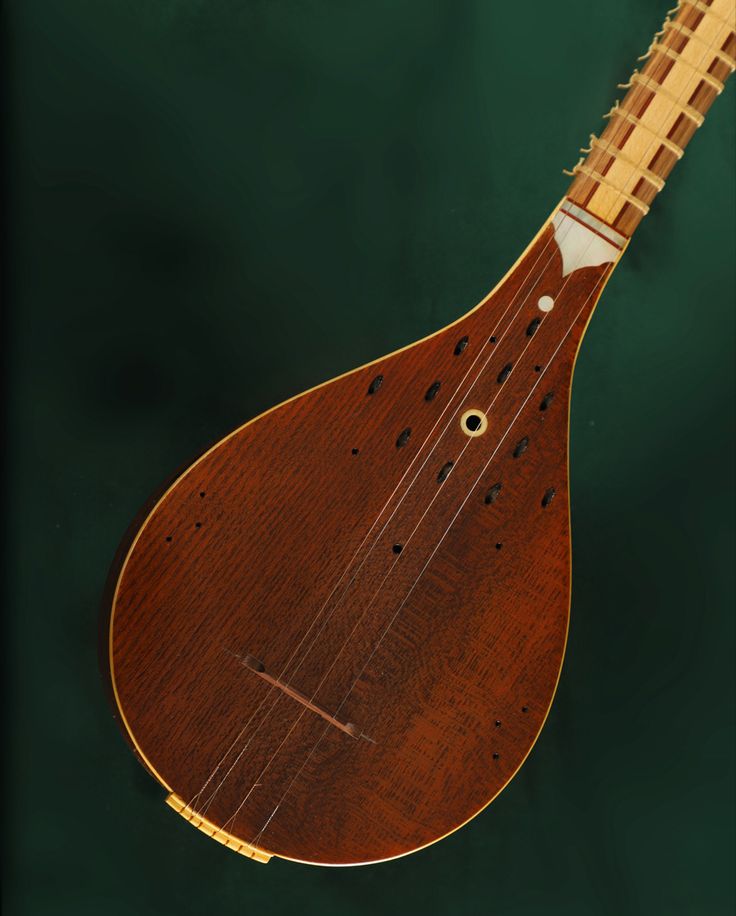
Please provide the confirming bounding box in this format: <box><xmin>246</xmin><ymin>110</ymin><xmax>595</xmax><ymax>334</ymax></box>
<box><xmin>538</xmin><ymin>295</ymin><xmax>555</xmax><ymax>312</ymax></box>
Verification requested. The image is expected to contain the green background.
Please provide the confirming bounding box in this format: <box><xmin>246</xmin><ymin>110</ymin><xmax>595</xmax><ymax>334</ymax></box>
<box><xmin>4</xmin><ymin>1</ymin><xmax>734</xmax><ymax>914</ymax></box>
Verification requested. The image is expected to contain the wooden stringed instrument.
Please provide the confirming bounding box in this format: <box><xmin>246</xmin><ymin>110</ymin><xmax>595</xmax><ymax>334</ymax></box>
<box><xmin>102</xmin><ymin>0</ymin><xmax>736</xmax><ymax>866</ymax></box>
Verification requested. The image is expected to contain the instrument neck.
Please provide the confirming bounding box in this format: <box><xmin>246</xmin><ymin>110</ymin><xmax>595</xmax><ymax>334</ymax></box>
<box><xmin>564</xmin><ymin>0</ymin><xmax>735</xmax><ymax>238</ymax></box>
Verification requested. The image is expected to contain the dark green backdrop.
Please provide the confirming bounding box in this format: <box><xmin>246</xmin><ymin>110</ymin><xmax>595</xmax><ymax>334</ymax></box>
<box><xmin>4</xmin><ymin>1</ymin><xmax>734</xmax><ymax>914</ymax></box>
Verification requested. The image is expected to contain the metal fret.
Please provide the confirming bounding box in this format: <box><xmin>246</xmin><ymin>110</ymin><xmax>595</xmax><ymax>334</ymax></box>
<box><xmin>663</xmin><ymin>20</ymin><xmax>736</xmax><ymax>71</ymax></box>
<box><xmin>623</xmin><ymin>72</ymin><xmax>705</xmax><ymax>126</ymax></box>
<box><xmin>570</xmin><ymin>163</ymin><xmax>650</xmax><ymax>215</ymax></box>
<box><xmin>603</xmin><ymin>102</ymin><xmax>685</xmax><ymax>158</ymax></box>
<box><xmin>590</xmin><ymin>135</ymin><xmax>666</xmax><ymax>190</ymax></box>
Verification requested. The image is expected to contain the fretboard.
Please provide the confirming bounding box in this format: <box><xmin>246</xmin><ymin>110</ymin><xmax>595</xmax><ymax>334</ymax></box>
<box><xmin>565</xmin><ymin>0</ymin><xmax>735</xmax><ymax>238</ymax></box>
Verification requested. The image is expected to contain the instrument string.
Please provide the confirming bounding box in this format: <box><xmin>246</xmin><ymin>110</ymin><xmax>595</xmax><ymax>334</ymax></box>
<box><xmin>248</xmin><ymin>265</ymin><xmax>611</xmax><ymax>849</ymax></box>
<box><xmin>189</xmin><ymin>212</ymin><xmax>581</xmax><ymax>814</ymax></box>
<box><xmin>216</xmin><ymin>261</ymin><xmax>569</xmax><ymax>828</ymax></box>
<box><xmin>200</xmin><ymin>6</ymin><xmax>722</xmax><ymax>834</ymax></box>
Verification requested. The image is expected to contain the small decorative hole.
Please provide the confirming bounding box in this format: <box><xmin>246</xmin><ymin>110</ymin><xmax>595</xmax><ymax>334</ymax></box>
<box><xmin>368</xmin><ymin>375</ymin><xmax>384</xmax><ymax>395</ymax></box>
<box><xmin>484</xmin><ymin>483</ymin><xmax>502</xmax><ymax>505</ymax></box>
<box><xmin>199</xmin><ymin>491</ymin><xmax>206</xmax><ymax>498</ymax></box>
<box><xmin>513</xmin><ymin>436</ymin><xmax>529</xmax><ymax>458</ymax></box>
<box><xmin>492</xmin><ymin>752</ymin><xmax>500</xmax><ymax>760</ymax></box>
<box><xmin>396</xmin><ymin>427</ymin><xmax>411</xmax><ymax>448</ymax></box>
<box><xmin>454</xmin><ymin>335</ymin><xmax>469</xmax><ymax>355</ymax></box>
<box><xmin>425</xmin><ymin>380</ymin><xmax>442</xmax><ymax>402</ymax></box>
<box><xmin>195</xmin><ymin>522</ymin><xmax>202</xmax><ymax>528</ymax></box>
<box><xmin>495</xmin><ymin>542</ymin><xmax>503</xmax><ymax>550</ymax></box>
<box><xmin>490</xmin><ymin>336</ymin><xmax>497</xmax><ymax>343</ymax></box>
<box><xmin>165</xmin><ymin>536</ymin><xmax>172</xmax><ymax>542</ymax></box>
<box><xmin>542</xmin><ymin>487</ymin><xmax>556</xmax><ymax>508</ymax></box>
<box><xmin>526</xmin><ymin>317</ymin><xmax>541</xmax><ymax>337</ymax></box>
<box><xmin>494</xmin><ymin>720</ymin><xmax>501</xmax><ymax>727</ymax></box>
<box><xmin>437</xmin><ymin>461</ymin><xmax>454</xmax><ymax>483</ymax></box>
<box><xmin>522</xmin><ymin>706</ymin><xmax>529</xmax><ymax>713</ymax></box>
<box><xmin>534</xmin><ymin>365</ymin><xmax>542</xmax><ymax>373</ymax></box>
<box><xmin>460</xmin><ymin>409</ymin><xmax>488</xmax><ymax>438</ymax></box>
<box><xmin>352</xmin><ymin>448</ymin><xmax>359</xmax><ymax>455</ymax></box>
<box><xmin>497</xmin><ymin>362</ymin><xmax>513</xmax><ymax>384</ymax></box>
<box><xmin>392</xmin><ymin>544</ymin><xmax>403</xmax><ymax>554</ymax></box>
<box><xmin>540</xmin><ymin>392</ymin><xmax>554</xmax><ymax>411</ymax></box>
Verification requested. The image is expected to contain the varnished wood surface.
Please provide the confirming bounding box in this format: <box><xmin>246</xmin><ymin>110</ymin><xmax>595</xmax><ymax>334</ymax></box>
<box><xmin>567</xmin><ymin>0</ymin><xmax>735</xmax><ymax>236</ymax></box>
<box><xmin>105</xmin><ymin>217</ymin><xmax>617</xmax><ymax>865</ymax></box>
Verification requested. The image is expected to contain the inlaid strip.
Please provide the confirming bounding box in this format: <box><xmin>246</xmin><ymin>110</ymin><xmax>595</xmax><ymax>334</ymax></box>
<box><xmin>570</xmin><ymin>163</ymin><xmax>650</xmax><ymax>215</ymax></box>
<box><xmin>559</xmin><ymin>199</ymin><xmax>628</xmax><ymax>248</ymax></box>
<box><xmin>590</xmin><ymin>135</ymin><xmax>666</xmax><ymax>190</ymax></box>
<box><xmin>603</xmin><ymin>102</ymin><xmax>684</xmax><ymax>158</ymax></box>
<box><xmin>624</xmin><ymin>72</ymin><xmax>705</xmax><ymax>126</ymax></box>
<box><xmin>663</xmin><ymin>20</ymin><xmax>736</xmax><ymax>70</ymax></box>
<box><xmin>552</xmin><ymin>208</ymin><xmax>624</xmax><ymax>277</ymax></box>
<box><xmin>648</xmin><ymin>42</ymin><xmax>726</xmax><ymax>92</ymax></box>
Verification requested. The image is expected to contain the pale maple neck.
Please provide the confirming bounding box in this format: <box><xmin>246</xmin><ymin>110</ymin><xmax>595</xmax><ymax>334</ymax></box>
<box><xmin>564</xmin><ymin>0</ymin><xmax>735</xmax><ymax>239</ymax></box>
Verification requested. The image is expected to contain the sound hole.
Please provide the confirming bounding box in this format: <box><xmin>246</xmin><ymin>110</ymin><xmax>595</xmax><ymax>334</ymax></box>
<box><xmin>460</xmin><ymin>409</ymin><xmax>488</xmax><ymax>437</ymax></box>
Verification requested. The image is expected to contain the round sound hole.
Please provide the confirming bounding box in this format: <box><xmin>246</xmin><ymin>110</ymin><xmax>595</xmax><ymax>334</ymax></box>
<box><xmin>460</xmin><ymin>409</ymin><xmax>488</xmax><ymax>437</ymax></box>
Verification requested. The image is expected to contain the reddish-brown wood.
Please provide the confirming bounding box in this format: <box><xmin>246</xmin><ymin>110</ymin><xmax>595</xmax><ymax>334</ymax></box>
<box><xmin>103</xmin><ymin>217</ymin><xmax>616</xmax><ymax>865</ymax></box>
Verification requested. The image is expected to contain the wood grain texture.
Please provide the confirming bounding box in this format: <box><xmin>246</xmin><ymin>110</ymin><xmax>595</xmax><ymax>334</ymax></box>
<box><xmin>566</xmin><ymin>0</ymin><xmax>735</xmax><ymax>236</ymax></box>
<box><xmin>103</xmin><ymin>212</ymin><xmax>620</xmax><ymax>865</ymax></box>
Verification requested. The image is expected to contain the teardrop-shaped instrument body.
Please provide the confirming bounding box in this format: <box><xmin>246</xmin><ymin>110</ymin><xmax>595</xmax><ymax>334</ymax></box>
<box><xmin>104</xmin><ymin>206</ymin><xmax>623</xmax><ymax>865</ymax></box>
